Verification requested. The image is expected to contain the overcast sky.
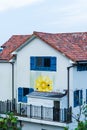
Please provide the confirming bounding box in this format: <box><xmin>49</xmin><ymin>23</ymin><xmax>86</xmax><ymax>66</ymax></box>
<box><xmin>0</xmin><ymin>0</ymin><xmax>87</xmax><ymax>44</ymax></box>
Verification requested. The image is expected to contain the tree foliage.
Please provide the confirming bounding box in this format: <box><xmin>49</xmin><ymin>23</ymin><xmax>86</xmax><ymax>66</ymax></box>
<box><xmin>0</xmin><ymin>112</ymin><xmax>21</xmax><ymax>130</ymax></box>
<box><xmin>64</xmin><ymin>102</ymin><xmax>87</xmax><ymax>130</ymax></box>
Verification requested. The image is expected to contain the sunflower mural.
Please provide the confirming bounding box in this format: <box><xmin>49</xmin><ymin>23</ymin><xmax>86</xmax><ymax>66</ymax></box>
<box><xmin>35</xmin><ymin>75</ymin><xmax>53</xmax><ymax>92</ymax></box>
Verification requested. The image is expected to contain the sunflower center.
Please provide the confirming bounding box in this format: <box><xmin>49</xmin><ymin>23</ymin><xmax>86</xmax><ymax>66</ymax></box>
<box><xmin>41</xmin><ymin>82</ymin><xmax>46</xmax><ymax>88</ymax></box>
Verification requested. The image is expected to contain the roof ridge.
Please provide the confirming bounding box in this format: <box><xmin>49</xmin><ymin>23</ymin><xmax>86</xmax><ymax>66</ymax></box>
<box><xmin>1</xmin><ymin>31</ymin><xmax>87</xmax><ymax>62</ymax></box>
<box><xmin>34</xmin><ymin>31</ymin><xmax>87</xmax><ymax>35</ymax></box>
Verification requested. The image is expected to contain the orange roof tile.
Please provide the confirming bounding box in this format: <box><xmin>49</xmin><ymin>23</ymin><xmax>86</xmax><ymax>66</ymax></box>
<box><xmin>0</xmin><ymin>35</ymin><xmax>31</xmax><ymax>61</ymax></box>
<box><xmin>1</xmin><ymin>32</ymin><xmax>87</xmax><ymax>62</ymax></box>
<box><xmin>34</xmin><ymin>31</ymin><xmax>87</xmax><ymax>61</ymax></box>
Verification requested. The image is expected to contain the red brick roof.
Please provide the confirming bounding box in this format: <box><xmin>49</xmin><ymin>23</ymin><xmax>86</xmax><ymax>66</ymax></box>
<box><xmin>34</xmin><ymin>32</ymin><xmax>87</xmax><ymax>61</ymax></box>
<box><xmin>1</xmin><ymin>32</ymin><xmax>87</xmax><ymax>62</ymax></box>
<box><xmin>0</xmin><ymin>35</ymin><xmax>31</xmax><ymax>61</ymax></box>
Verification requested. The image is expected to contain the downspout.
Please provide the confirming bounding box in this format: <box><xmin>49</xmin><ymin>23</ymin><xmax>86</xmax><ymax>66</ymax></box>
<box><xmin>10</xmin><ymin>62</ymin><xmax>14</xmax><ymax>100</ymax></box>
<box><xmin>67</xmin><ymin>64</ymin><xmax>77</xmax><ymax>109</ymax></box>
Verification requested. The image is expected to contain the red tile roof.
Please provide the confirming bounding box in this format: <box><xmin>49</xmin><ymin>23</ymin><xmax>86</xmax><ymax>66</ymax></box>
<box><xmin>34</xmin><ymin>32</ymin><xmax>87</xmax><ymax>61</ymax></box>
<box><xmin>0</xmin><ymin>32</ymin><xmax>87</xmax><ymax>62</ymax></box>
<box><xmin>0</xmin><ymin>35</ymin><xmax>31</xmax><ymax>61</ymax></box>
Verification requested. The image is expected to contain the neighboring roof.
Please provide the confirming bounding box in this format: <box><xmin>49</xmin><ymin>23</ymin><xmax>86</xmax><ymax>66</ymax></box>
<box><xmin>0</xmin><ymin>31</ymin><xmax>87</xmax><ymax>62</ymax></box>
<box><xmin>34</xmin><ymin>31</ymin><xmax>87</xmax><ymax>62</ymax></box>
<box><xmin>28</xmin><ymin>91</ymin><xmax>67</xmax><ymax>99</ymax></box>
<box><xmin>0</xmin><ymin>35</ymin><xmax>31</xmax><ymax>61</ymax></box>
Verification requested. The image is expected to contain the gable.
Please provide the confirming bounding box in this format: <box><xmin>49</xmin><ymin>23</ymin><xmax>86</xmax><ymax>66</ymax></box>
<box><xmin>16</xmin><ymin>37</ymin><xmax>70</xmax><ymax>90</ymax></box>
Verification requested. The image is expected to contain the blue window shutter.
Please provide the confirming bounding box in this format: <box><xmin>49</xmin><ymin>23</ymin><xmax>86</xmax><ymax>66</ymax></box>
<box><xmin>50</xmin><ymin>57</ymin><xmax>56</xmax><ymax>71</ymax></box>
<box><xmin>77</xmin><ymin>65</ymin><xmax>81</xmax><ymax>71</ymax></box>
<box><xmin>74</xmin><ymin>91</ymin><xmax>77</xmax><ymax>107</ymax></box>
<box><xmin>80</xmin><ymin>90</ymin><xmax>83</xmax><ymax>105</ymax></box>
<box><xmin>22</xmin><ymin>96</ymin><xmax>27</xmax><ymax>103</ymax></box>
<box><xmin>74</xmin><ymin>90</ymin><xmax>83</xmax><ymax>107</ymax></box>
<box><xmin>30</xmin><ymin>56</ymin><xmax>56</xmax><ymax>71</ymax></box>
<box><xmin>77</xmin><ymin>64</ymin><xmax>87</xmax><ymax>71</ymax></box>
<box><xmin>18</xmin><ymin>87</ymin><xmax>23</xmax><ymax>102</ymax></box>
<box><xmin>74</xmin><ymin>90</ymin><xmax>79</xmax><ymax>107</ymax></box>
<box><xmin>30</xmin><ymin>57</ymin><xmax>36</xmax><ymax>70</ymax></box>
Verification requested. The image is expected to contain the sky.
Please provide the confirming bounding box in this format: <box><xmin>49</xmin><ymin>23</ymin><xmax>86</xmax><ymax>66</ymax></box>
<box><xmin>0</xmin><ymin>0</ymin><xmax>87</xmax><ymax>45</ymax></box>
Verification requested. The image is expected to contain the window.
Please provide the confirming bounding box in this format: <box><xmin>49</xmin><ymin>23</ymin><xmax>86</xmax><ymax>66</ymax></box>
<box><xmin>18</xmin><ymin>87</ymin><xmax>34</xmax><ymax>103</ymax></box>
<box><xmin>23</xmin><ymin>88</ymin><xmax>29</xmax><ymax>96</ymax></box>
<box><xmin>77</xmin><ymin>64</ymin><xmax>87</xmax><ymax>71</ymax></box>
<box><xmin>36</xmin><ymin>57</ymin><xmax>43</xmax><ymax>67</ymax></box>
<box><xmin>30</xmin><ymin>56</ymin><xmax>56</xmax><ymax>71</ymax></box>
<box><xmin>74</xmin><ymin>90</ymin><xmax>83</xmax><ymax>107</ymax></box>
<box><xmin>44</xmin><ymin>58</ymin><xmax>50</xmax><ymax>67</ymax></box>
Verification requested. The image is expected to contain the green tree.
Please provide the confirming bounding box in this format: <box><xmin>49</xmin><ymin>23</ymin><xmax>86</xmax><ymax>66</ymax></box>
<box><xmin>0</xmin><ymin>112</ymin><xmax>21</xmax><ymax>130</ymax></box>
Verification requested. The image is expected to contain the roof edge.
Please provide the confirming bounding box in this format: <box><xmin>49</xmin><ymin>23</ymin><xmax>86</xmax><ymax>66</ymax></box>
<box><xmin>12</xmin><ymin>35</ymin><xmax>36</xmax><ymax>53</ymax></box>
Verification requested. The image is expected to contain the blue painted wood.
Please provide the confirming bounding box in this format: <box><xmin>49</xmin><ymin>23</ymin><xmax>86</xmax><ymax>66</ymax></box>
<box><xmin>74</xmin><ymin>91</ymin><xmax>78</xmax><ymax>107</ymax></box>
<box><xmin>18</xmin><ymin>87</ymin><xmax>34</xmax><ymax>103</ymax></box>
<box><xmin>30</xmin><ymin>56</ymin><xmax>56</xmax><ymax>71</ymax></box>
<box><xmin>77</xmin><ymin>64</ymin><xmax>87</xmax><ymax>71</ymax></box>
<box><xmin>74</xmin><ymin>90</ymin><xmax>83</xmax><ymax>107</ymax></box>
<box><xmin>30</xmin><ymin>57</ymin><xmax>36</xmax><ymax>70</ymax></box>
<box><xmin>50</xmin><ymin>57</ymin><xmax>56</xmax><ymax>71</ymax></box>
<box><xmin>22</xmin><ymin>96</ymin><xmax>27</xmax><ymax>103</ymax></box>
<box><xmin>18</xmin><ymin>87</ymin><xmax>23</xmax><ymax>102</ymax></box>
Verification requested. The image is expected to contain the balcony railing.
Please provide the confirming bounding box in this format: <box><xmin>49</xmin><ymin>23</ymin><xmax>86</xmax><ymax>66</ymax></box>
<box><xmin>0</xmin><ymin>99</ymin><xmax>72</xmax><ymax>123</ymax></box>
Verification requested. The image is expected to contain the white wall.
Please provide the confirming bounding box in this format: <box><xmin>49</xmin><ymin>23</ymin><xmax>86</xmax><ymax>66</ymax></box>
<box><xmin>71</xmin><ymin>66</ymin><xmax>87</xmax><ymax>107</ymax></box>
<box><xmin>16</xmin><ymin>37</ymin><xmax>71</xmax><ymax>92</ymax></box>
<box><xmin>0</xmin><ymin>63</ymin><xmax>12</xmax><ymax>100</ymax></box>
<box><xmin>68</xmin><ymin>66</ymin><xmax>87</xmax><ymax>129</ymax></box>
<box><xmin>21</xmin><ymin>121</ymin><xmax>64</xmax><ymax>130</ymax></box>
<box><xmin>73</xmin><ymin>66</ymin><xmax>87</xmax><ymax>91</ymax></box>
<box><xmin>28</xmin><ymin>97</ymin><xmax>53</xmax><ymax>107</ymax></box>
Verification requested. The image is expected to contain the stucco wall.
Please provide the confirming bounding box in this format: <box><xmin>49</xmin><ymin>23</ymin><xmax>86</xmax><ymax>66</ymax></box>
<box><xmin>70</xmin><ymin>66</ymin><xmax>87</xmax><ymax>107</ymax></box>
<box><xmin>16</xmin><ymin>37</ymin><xmax>71</xmax><ymax>92</ymax></box>
<box><xmin>73</xmin><ymin>66</ymin><xmax>87</xmax><ymax>92</ymax></box>
<box><xmin>68</xmin><ymin>66</ymin><xmax>87</xmax><ymax>129</ymax></box>
<box><xmin>21</xmin><ymin>121</ymin><xmax>64</xmax><ymax>130</ymax></box>
<box><xmin>28</xmin><ymin>97</ymin><xmax>54</xmax><ymax>107</ymax></box>
<box><xmin>0</xmin><ymin>63</ymin><xmax>12</xmax><ymax>100</ymax></box>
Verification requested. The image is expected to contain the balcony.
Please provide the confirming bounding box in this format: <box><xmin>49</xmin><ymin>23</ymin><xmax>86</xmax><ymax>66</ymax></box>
<box><xmin>0</xmin><ymin>99</ymin><xmax>72</xmax><ymax>124</ymax></box>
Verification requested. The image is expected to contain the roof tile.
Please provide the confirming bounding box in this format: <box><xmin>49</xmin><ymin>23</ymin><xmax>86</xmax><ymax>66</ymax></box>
<box><xmin>34</xmin><ymin>31</ymin><xmax>87</xmax><ymax>61</ymax></box>
<box><xmin>0</xmin><ymin>35</ymin><xmax>31</xmax><ymax>61</ymax></box>
<box><xmin>1</xmin><ymin>31</ymin><xmax>87</xmax><ymax>62</ymax></box>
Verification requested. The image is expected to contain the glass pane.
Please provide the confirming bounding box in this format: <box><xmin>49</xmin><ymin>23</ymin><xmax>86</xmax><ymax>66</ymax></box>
<box><xmin>44</xmin><ymin>58</ymin><xmax>50</xmax><ymax>67</ymax></box>
<box><xmin>36</xmin><ymin>57</ymin><xmax>42</xmax><ymax>67</ymax></box>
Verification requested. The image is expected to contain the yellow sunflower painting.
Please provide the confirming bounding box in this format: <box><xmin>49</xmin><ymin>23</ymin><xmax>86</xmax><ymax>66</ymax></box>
<box><xmin>35</xmin><ymin>75</ymin><xmax>53</xmax><ymax>92</ymax></box>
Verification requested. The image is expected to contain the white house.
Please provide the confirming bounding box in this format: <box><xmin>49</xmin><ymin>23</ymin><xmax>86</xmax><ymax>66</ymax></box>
<box><xmin>0</xmin><ymin>31</ymin><xmax>87</xmax><ymax>130</ymax></box>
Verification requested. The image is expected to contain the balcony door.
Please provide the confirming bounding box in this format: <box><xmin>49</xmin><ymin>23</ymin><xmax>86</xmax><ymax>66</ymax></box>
<box><xmin>53</xmin><ymin>101</ymin><xmax>60</xmax><ymax>121</ymax></box>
